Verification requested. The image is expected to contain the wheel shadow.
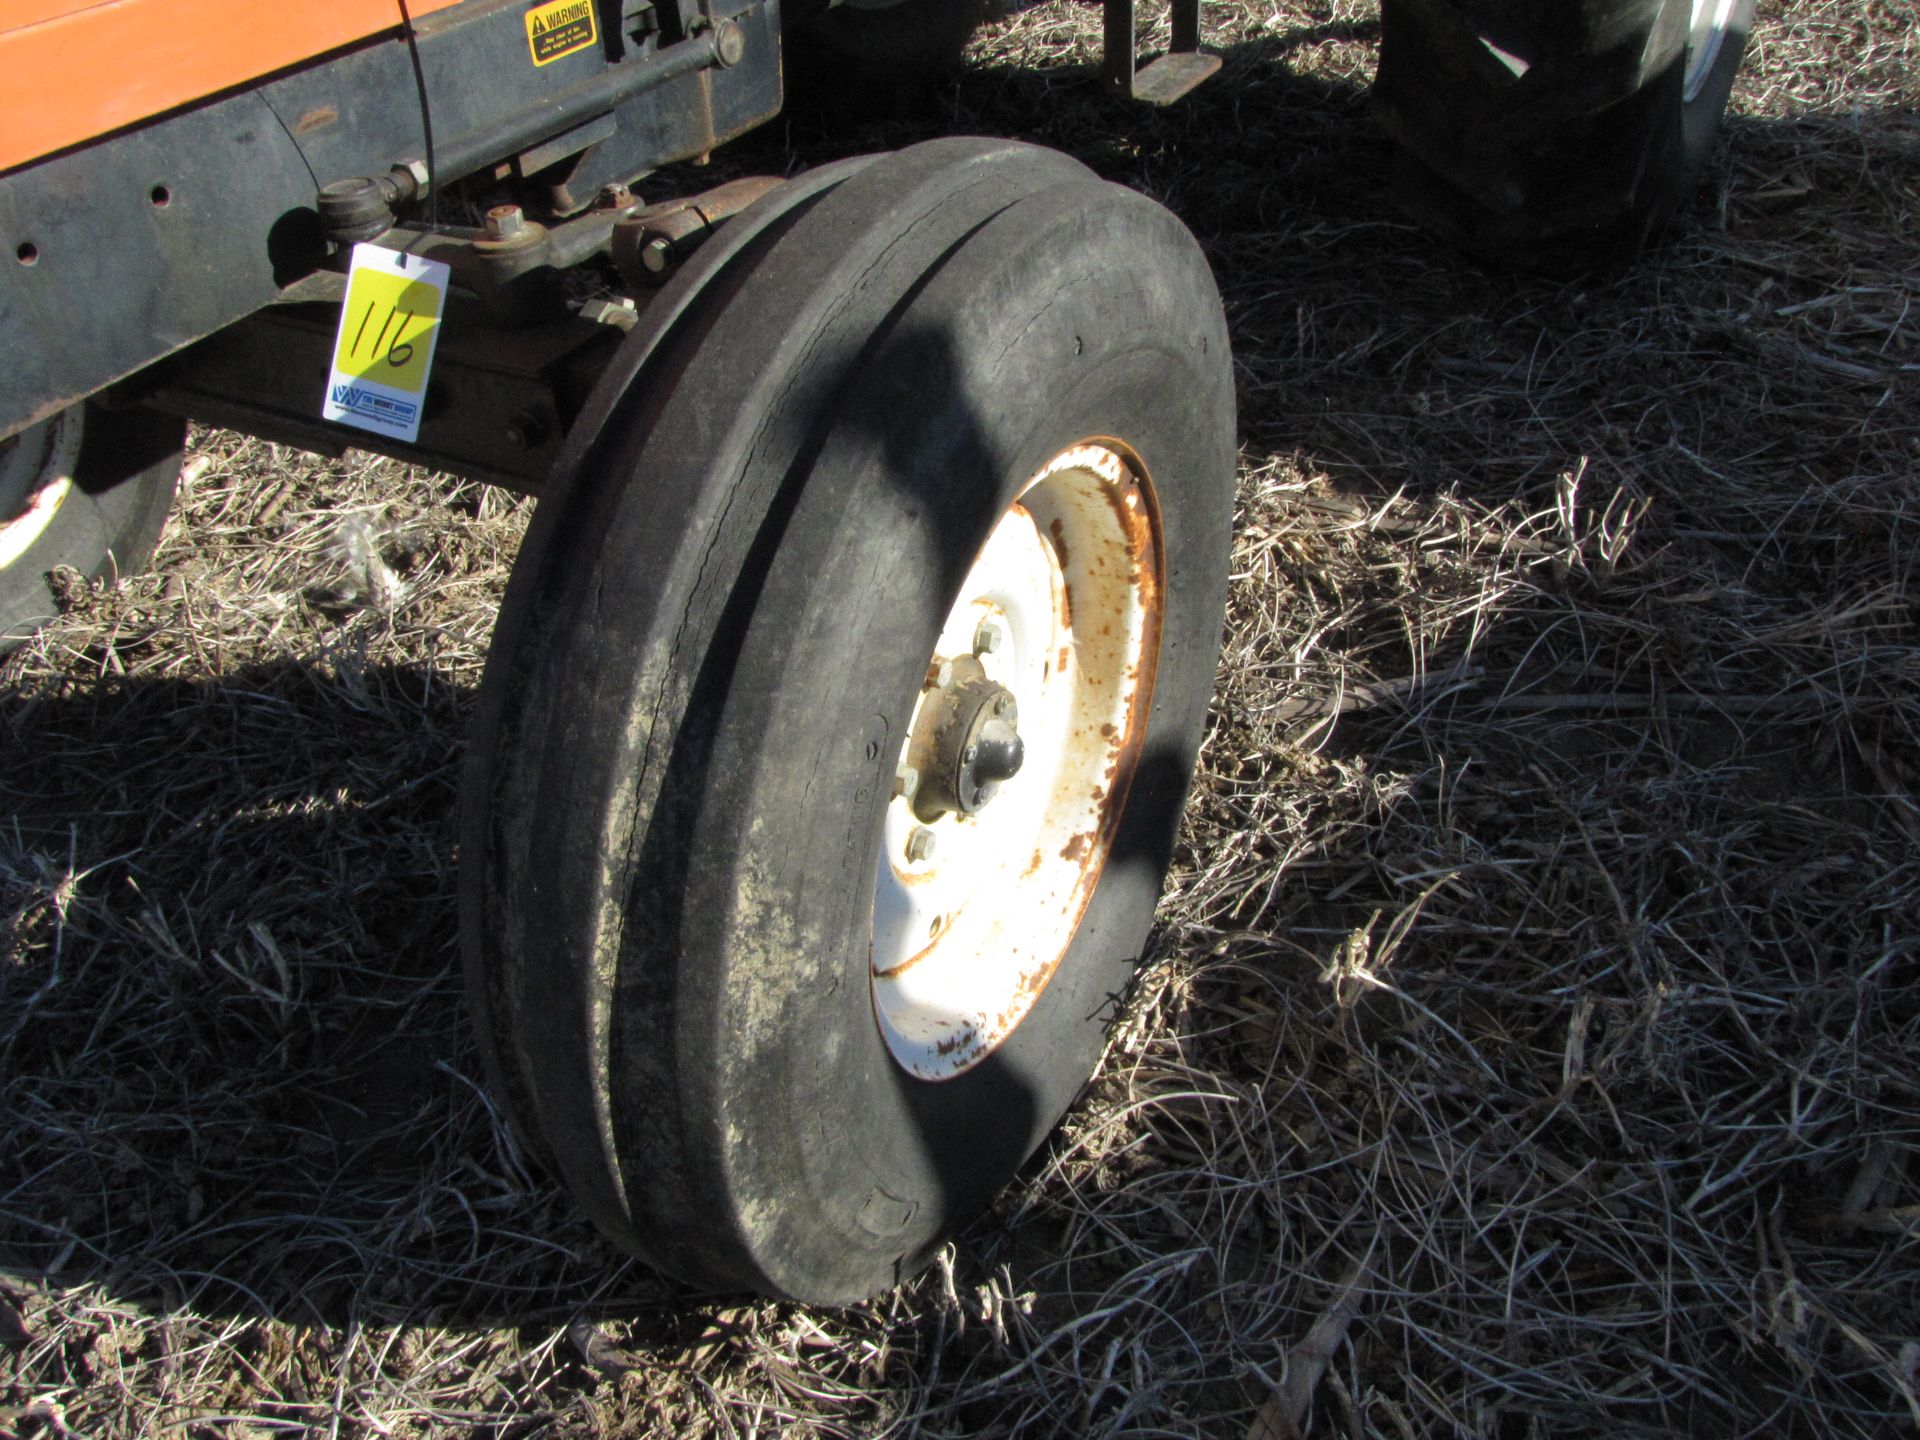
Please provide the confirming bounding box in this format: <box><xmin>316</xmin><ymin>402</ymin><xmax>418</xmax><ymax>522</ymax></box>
<box><xmin>0</xmin><ymin>658</ymin><xmax>642</xmax><ymax>1328</ymax></box>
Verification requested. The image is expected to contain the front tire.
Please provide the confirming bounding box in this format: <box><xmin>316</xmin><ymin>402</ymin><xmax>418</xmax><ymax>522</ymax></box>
<box><xmin>462</xmin><ymin>139</ymin><xmax>1234</xmax><ymax>1303</ymax></box>
<box><xmin>0</xmin><ymin>404</ymin><xmax>184</xmax><ymax>652</ymax></box>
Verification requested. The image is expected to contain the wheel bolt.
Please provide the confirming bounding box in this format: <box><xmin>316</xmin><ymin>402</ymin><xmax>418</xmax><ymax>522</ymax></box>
<box><xmin>906</xmin><ymin>826</ymin><xmax>937</xmax><ymax>863</ymax></box>
<box><xmin>928</xmin><ymin>658</ymin><xmax>956</xmax><ymax>690</ymax></box>
<box><xmin>892</xmin><ymin>763</ymin><xmax>920</xmax><ymax>801</ymax></box>
<box><xmin>713</xmin><ymin>17</ymin><xmax>747</xmax><ymax>67</ymax></box>
<box><xmin>972</xmin><ymin>618</ymin><xmax>1004</xmax><ymax>655</ymax></box>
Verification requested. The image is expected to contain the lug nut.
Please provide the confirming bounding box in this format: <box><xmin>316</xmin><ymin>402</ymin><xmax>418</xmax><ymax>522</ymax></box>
<box><xmin>892</xmin><ymin>763</ymin><xmax>920</xmax><ymax>802</ymax></box>
<box><xmin>972</xmin><ymin>618</ymin><xmax>1004</xmax><ymax>655</ymax></box>
<box><xmin>928</xmin><ymin>658</ymin><xmax>956</xmax><ymax>690</ymax></box>
<box><xmin>906</xmin><ymin>826</ymin><xmax>937</xmax><ymax>864</ymax></box>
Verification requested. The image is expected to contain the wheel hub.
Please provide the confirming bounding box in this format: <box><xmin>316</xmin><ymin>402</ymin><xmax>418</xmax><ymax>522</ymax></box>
<box><xmin>870</xmin><ymin>441</ymin><xmax>1164</xmax><ymax>1080</ymax></box>
<box><xmin>904</xmin><ymin>653</ymin><xmax>1025</xmax><ymax>821</ymax></box>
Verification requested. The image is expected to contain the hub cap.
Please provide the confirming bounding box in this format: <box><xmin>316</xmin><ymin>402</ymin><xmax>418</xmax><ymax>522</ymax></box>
<box><xmin>871</xmin><ymin>442</ymin><xmax>1163</xmax><ymax>1079</ymax></box>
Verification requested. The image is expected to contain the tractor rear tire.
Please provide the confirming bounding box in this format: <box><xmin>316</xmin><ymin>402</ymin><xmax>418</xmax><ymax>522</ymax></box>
<box><xmin>1374</xmin><ymin>0</ymin><xmax>1756</xmax><ymax>270</ymax></box>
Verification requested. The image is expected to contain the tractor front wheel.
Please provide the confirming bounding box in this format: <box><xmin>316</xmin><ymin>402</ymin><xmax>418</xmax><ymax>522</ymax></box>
<box><xmin>461</xmin><ymin>138</ymin><xmax>1235</xmax><ymax>1303</ymax></box>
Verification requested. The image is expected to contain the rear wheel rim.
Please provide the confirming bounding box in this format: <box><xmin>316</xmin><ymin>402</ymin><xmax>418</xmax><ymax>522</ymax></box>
<box><xmin>870</xmin><ymin>440</ymin><xmax>1162</xmax><ymax>1080</ymax></box>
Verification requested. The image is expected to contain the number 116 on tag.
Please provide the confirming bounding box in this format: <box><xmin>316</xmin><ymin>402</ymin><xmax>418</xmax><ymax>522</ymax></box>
<box><xmin>322</xmin><ymin>244</ymin><xmax>451</xmax><ymax>444</ymax></box>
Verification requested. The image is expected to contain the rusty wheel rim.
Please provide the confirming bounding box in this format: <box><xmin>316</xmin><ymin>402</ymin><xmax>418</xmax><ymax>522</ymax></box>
<box><xmin>870</xmin><ymin>440</ymin><xmax>1163</xmax><ymax>1079</ymax></box>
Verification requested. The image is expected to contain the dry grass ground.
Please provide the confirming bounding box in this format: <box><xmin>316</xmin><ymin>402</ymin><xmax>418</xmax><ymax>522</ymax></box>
<box><xmin>3</xmin><ymin>1</ymin><xmax>1916</xmax><ymax>1435</ymax></box>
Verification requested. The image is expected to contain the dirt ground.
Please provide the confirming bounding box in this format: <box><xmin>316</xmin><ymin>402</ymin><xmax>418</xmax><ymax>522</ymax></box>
<box><xmin>3</xmin><ymin>2</ymin><xmax>1916</xmax><ymax>1436</ymax></box>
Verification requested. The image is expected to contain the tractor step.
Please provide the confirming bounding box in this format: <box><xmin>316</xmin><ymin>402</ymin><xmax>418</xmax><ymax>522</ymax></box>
<box><xmin>1104</xmin><ymin>0</ymin><xmax>1220</xmax><ymax>105</ymax></box>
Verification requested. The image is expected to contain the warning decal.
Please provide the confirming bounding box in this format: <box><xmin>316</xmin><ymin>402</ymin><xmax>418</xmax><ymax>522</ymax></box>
<box><xmin>525</xmin><ymin>0</ymin><xmax>597</xmax><ymax>65</ymax></box>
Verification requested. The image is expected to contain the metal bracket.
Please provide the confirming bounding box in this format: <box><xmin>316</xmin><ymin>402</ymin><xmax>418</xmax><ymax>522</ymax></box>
<box><xmin>137</xmin><ymin>299</ymin><xmax>622</xmax><ymax>492</ymax></box>
<box><xmin>1104</xmin><ymin>0</ymin><xmax>1221</xmax><ymax>105</ymax></box>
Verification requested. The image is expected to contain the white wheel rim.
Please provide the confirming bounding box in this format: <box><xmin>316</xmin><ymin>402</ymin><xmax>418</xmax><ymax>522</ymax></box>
<box><xmin>0</xmin><ymin>409</ymin><xmax>81</xmax><ymax>571</ymax></box>
<box><xmin>870</xmin><ymin>441</ymin><xmax>1162</xmax><ymax>1080</ymax></box>
<box><xmin>1684</xmin><ymin>0</ymin><xmax>1739</xmax><ymax>103</ymax></box>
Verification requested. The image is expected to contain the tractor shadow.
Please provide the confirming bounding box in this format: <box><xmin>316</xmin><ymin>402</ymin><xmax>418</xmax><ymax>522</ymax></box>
<box><xmin>0</xmin><ymin>659</ymin><xmax>621</xmax><ymax>1326</ymax></box>
<box><xmin>717</xmin><ymin>15</ymin><xmax>1391</xmax><ymax>234</ymax></box>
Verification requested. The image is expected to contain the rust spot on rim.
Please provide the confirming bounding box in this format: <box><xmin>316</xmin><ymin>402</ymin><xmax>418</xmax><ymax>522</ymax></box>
<box><xmin>935</xmin><ymin>1025</ymin><xmax>980</xmax><ymax>1057</ymax></box>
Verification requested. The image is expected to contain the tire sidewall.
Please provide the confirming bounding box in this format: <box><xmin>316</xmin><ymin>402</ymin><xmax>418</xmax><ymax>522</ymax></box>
<box><xmin>637</xmin><ymin>184</ymin><xmax>1233</xmax><ymax>1300</ymax></box>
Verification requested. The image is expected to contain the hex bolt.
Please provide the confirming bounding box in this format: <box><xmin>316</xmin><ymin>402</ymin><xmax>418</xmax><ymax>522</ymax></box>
<box><xmin>504</xmin><ymin>411</ymin><xmax>548</xmax><ymax>450</ymax></box>
<box><xmin>930</xmin><ymin>658</ymin><xmax>957</xmax><ymax>690</ymax></box>
<box><xmin>892</xmin><ymin>763</ymin><xmax>920</xmax><ymax>802</ymax></box>
<box><xmin>639</xmin><ymin>235</ymin><xmax>676</xmax><ymax>275</ymax></box>
<box><xmin>485</xmin><ymin>204</ymin><xmax>526</xmax><ymax>239</ymax></box>
<box><xmin>598</xmin><ymin>183</ymin><xmax>634</xmax><ymax>210</ymax></box>
<box><xmin>972</xmin><ymin>618</ymin><xmax>1004</xmax><ymax>655</ymax></box>
<box><xmin>906</xmin><ymin>826</ymin><xmax>938</xmax><ymax>864</ymax></box>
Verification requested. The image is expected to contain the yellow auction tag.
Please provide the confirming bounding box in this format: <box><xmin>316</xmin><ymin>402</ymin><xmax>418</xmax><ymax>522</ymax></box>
<box><xmin>333</xmin><ymin>269</ymin><xmax>439</xmax><ymax>391</ymax></box>
<box><xmin>322</xmin><ymin>244</ymin><xmax>450</xmax><ymax>443</ymax></box>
